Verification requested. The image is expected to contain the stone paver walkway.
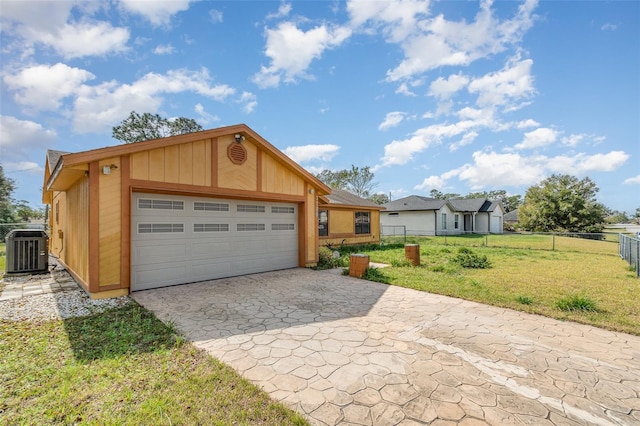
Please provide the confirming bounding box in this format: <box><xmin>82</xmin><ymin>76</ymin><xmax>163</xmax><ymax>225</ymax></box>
<box><xmin>133</xmin><ymin>268</ymin><xmax>640</xmax><ymax>426</ymax></box>
<box><xmin>0</xmin><ymin>257</ymin><xmax>79</xmax><ymax>301</ymax></box>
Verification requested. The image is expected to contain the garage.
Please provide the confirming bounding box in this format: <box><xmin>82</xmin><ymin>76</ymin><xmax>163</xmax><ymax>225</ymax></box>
<box><xmin>131</xmin><ymin>193</ymin><xmax>299</xmax><ymax>291</ymax></box>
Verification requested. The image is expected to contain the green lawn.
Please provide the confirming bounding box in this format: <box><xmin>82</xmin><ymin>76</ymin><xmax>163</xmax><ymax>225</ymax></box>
<box><xmin>347</xmin><ymin>236</ymin><xmax>639</xmax><ymax>335</ymax></box>
<box><xmin>0</xmin><ymin>303</ymin><xmax>308</xmax><ymax>425</ymax></box>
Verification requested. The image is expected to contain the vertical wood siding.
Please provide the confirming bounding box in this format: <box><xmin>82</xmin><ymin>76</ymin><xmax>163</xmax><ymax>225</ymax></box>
<box><xmin>217</xmin><ymin>135</ymin><xmax>257</xmax><ymax>190</ymax></box>
<box><xmin>261</xmin><ymin>153</ymin><xmax>304</xmax><ymax>195</ymax></box>
<box><xmin>305</xmin><ymin>189</ymin><xmax>317</xmax><ymax>262</ymax></box>
<box><xmin>131</xmin><ymin>139</ymin><xmax>212</xmax><ymax>186</ymax></box>
<box><xmin>65</xmin><ymin>177</ymin><xmax>89</xmax><ymax>282</ymax></box>
<box><xmin>98</xmin><ymin>157</ymin><xmax>121</xmax><ymax>287</ymax></box>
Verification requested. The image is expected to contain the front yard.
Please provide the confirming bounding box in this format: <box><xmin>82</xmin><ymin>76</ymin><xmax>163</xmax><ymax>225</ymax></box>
<box><xmin>337</xmin><ymin>235</ymin><xmax>639</xmax><ymax>335</ymax></box>
<box><xmin>0</xmin><ymin>303</ymin><xmax>307</xmax><ymax>425</ymax></box>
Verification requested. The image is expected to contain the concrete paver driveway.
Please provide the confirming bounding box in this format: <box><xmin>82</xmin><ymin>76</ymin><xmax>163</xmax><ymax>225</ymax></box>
<box><xmin>133</xmin><ymin>268</ymin><xmax>640</xmax><ymax>425</ymax></box>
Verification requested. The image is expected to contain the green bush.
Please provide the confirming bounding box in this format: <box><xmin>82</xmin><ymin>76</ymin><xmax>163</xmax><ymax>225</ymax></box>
<box><xmin>556</xmin><ymin>295</ymin><xmax>598</xmax><ymax>312</ymax></box>
<box><xmin>453</xmin><ymin>247</ymin><xmax>492</xmax><ymax>269</ymax></box>
<box><xmin>317</xmin><ymin>247</ymin><xmax>346</xmax><ymax>269</ymax></box>
<box><xmin>362</xmin><ymin>267</ymin><xmax>390</xmax><ymax>284</ymax></box>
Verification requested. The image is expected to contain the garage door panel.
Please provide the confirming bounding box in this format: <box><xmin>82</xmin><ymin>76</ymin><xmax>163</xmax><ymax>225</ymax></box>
<box><xmin>131</xmin><ymin>193</ymin><xmax>298</xmax><ymax>291</ymax></box>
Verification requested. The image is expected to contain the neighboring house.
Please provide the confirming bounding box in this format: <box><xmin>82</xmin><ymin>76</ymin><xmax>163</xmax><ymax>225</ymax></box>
<box><xmin>318</xmin><ymin>188</ymin><xmax>385</xmax><ymax>247</ymax></box>
<box><xmin>504</xmin><ymin>208</ymin><xmax>519</xmax><ymax>225</ymax></box>
<box><xmin>381</xmin><ymin>195</ymin><xmax>504</xmax><ymax>236</ymax></box>
<box><xmin>42</xmin><ymin>124</ymin><xmax>332</xmax><ymax>298</ymax></box>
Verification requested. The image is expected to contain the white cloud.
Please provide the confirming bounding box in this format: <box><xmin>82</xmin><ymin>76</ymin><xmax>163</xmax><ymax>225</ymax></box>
<box><xmin>385</xmin><ymin>0</ymin><xmax>538</xmax><ymax>81</ymax></box>
<box><xmin>252</xmin><ymin>22</ymin><xmax>351</xmax><ymax>88</ymax></box>
<box><xmin>515</xmin><ymin>127</ymin><xmax>558</xmax><ymax>150</ymax></box>
<box><xmin>3</xmin><ymin>63</ymin><xmax>95</xmax><ymax>111</ymax></box>
<box><xmin>414</xmin><ymin>175</ymin><xmax>447</xmax><ymax>191</ymax></box>
<box><xmin>282</xmin><ymin>144</ymin><xmax>340</xmax><ymax>163</ymax></box>
<box><xmin>378</xmin><ymin>112</ymin><xmax>406</xmax><ymax>131</ymax></box>
<box><xmin>420</xmin><ymin>149</ymin><xmax>630</xmax><ymax>191</ymax></box>
<box><xmin>2</xmin><ymin>161</ymin><xmax>44</xmax><ymax>176</ymax></box>
<box><xmin>153</xmin><ymin>44</ymin><xmax>175</xmax><ymax>55</ymax></box>
<box><xmin>347</xmin><ymin>0</ymin><xmax>431</xmax><ymax>43</ymax></box>
<box><xmin>41</xmin><ymin>21</ymin><xmax>130</xmax><ymax>58</ymax></box>
<box><xmin>516</xmin><ymin>119</ymin><xmax>540</xmax><ymax>129</ymax></box>
<box><xmin>395</xmin><ymin>83</ymin><xmax>417</xmax><ymax>96</ymax></box>
<box><xmin>194</xmin><ymin>104</ymin><xmax>220</xmax><ymax>125</ymax></box>
<box><xmin>73</xmin><ymin>68</ymin><xmax>235</xmax><ymax>133</ymax></box>
<box><xmin>267</xmin><ymin>2</ymin><xmax>292</xmax><ymax>20</ymax></box>
<box><xmin>238</xmin><ymin>92</ymin><xmax>258</xmax><ymax>114</ymax></box>
<box><xmin>209</xmin><ymin>9</ymin><xmax>223</xmax><ymax>24</ymax></box>
<box><xmin>449</xmin><ymin>131</ymin><xmax>478</xmax><ymax>152</ymax></box>
<box><xmin>561</xmin><ymin>133</ymin><xmax>585</xmax><ymax>147</ymax></box>
<box><xmin>601</xmin><ymin>23</ymin><xmax>617</xmax><ymax>31</ymax></box>
<box><xmin>0</xmin><ymin>116</ymin><xmax>57</xmax><ymax>162</ymax></box>
<box><xmin>468</xmin><ymin>57</ymin><xmax>535</xmax><ymax>109</ymax></box>
<box><xmin>429</xmin><ymin>73</ymin><xmax>470</xmax><ymax>100</ymax></box>
<box><xmin>624</xmin><ymin>175</ymin><xmax>640</xmax><ymax>185</ymax></box>
<box><xmin>119</xmin><ymin>0</ymin><xmax>193</xmax><ymax>26</ymax></box>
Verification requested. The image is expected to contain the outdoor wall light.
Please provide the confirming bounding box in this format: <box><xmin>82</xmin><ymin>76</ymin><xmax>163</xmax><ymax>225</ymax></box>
<box><xmin>234</xmin><ymin>134</ymin><xmax>245</xmax><ymax>143</ymax></box>
<box><xmin>102</xmin><ymin>164</ymin><xmax>118</xmax><ymax>175</ymax></box>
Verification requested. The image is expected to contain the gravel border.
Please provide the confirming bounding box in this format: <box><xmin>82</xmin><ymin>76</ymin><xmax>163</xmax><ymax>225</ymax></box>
<box><xmin>0</xmin><ymin>290</ymin><xmax>132</xmax><ymax>322</ymax></box>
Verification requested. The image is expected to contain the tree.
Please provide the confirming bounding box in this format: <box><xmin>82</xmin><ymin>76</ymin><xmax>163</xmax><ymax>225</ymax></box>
<box><xmin>13</xmin><ymin>200</ymin><xmax>45</xmax><ymax>222</ymax></box>
<box><xmin>112</xmin><ymin>111</ymin><xmax>203</xmax><ymax>144</ymax></box>
<box><xmin>429</xmin><ymin>189</ymin><xmax>461</xmax><ymax>200</ymax></box>
<box><xmin>464</xmin><ymin>190</ymin><xmax>522</xmax><ymax>212</ymax></box>
<box><xmin>316</xmin><ymin>165</ymin><xmax>378</xmax><ymax>198</ymax></box>
<box><xmin>0</xmin><ymin>164</ymin><xmax>17</xmax><ymax>223</ymax></box>
<box><xmin>518</xmin><ymin>174</ymin><xmax>607</xmax><ymax>233</ymax></box>
<box><xmin>368</xmin><ymin>193</ymin><xmax>390</xmax><ymax>205</ymax></box>
<box><xmin>605</xmin><ymin>210</ymin><xmax>630</xmax><ymax>224</ymax></box>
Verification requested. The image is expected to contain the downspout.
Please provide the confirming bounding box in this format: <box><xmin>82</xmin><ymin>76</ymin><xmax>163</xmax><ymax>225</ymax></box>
<box><xmin>434</xmin><ymin>210</ymin><xmax>437</xmax><ymax>236</ymax></box>
<box><xmin>472</xmin><ymin>212</ymin><xmax>476</xmax><ymax>233</ymax></box>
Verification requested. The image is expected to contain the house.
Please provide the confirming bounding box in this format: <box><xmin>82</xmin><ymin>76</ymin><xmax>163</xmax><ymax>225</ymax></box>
<box><xmin>318</xmin><ymin>188</ymin><xmax>385</xmax><ymax>247</ymax></box>
<box><xmin>504</xmin><ymin>208</ymin><xmax>519</xmax><ymax>224</ymax></box>
<box><xmin>42</xmin><ymin>124</ymin><xmax>332</xmax><ymax>298</ymax></box>
<box><xmin>380</xmin><ymin>195</ymin><xmax>504</xmax><ymax>236</ymax></box>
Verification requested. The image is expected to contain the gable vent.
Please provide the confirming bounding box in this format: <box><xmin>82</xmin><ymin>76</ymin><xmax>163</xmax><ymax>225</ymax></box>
<box><xmin>228</xmin><ymin>143</ymin><xmax>247</xmax><ymax>165</ymax></box>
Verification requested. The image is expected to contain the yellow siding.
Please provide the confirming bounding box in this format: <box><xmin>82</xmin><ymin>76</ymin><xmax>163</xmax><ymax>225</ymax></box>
<box><xmin>329</xmin><ymin>210</ymin><xmax>354</xmax><ymax>234</ymax></box>
<box><xmin>131</xmin><ymin>151</ymin><xmax>149</xmax><ymax>180</ymax></box>
<box><xmin>98</xmin><ymin>157</ymin><xmax>121</xmax><ymax>287</ymax></box>
<box><xmin>63</xmin><ymin>177</ymin><xmax>90</xmax><ymax>283</ymax></box>
<box><xmin>262</xmin><ymin>153</ymin><xmax>304</xmax><ymax>195</ymax></box>
<box><xmin>306</xmin><ymin>191</ymin><xmax>317</xmax><ymax>262</ymax></box>
<box><xmin>130</xmin><ymin>140</ymin><xmax>212</xmax><ymax>186</ymax></box>
<box><xmin>217</xmin><ymin>135</ymin><xmax>257</xmax><ymax>190</ymax></box>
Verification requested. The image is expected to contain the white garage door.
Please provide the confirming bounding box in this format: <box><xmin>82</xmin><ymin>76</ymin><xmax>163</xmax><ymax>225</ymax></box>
<box><xmin>131</xmin><ymin>193</ymin><xmax>299</xmax><ymax>291</ymax></box>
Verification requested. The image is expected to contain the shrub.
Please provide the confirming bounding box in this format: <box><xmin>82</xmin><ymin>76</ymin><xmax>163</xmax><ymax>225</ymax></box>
<box><xmin>516</xmin><ymin>295</ymin><xmax>534</xmax><ymax>305</ymax></box>
<box><xmin>317</xmin><ymin>246</ymin><xmax>345</xmax><ymax>269</ymax></box>
<box><xmin>362</xmin><ymin>267</ymin><xmax>390</xmax><ymax>284</ymax></box>
<box><xmin>453</xmin><ymin>247</ymin><xmax>492</xmax><ymax>269</ymax></box>
<box><xmin>556</xmin><ymin>295</ymin><xmax>598</xmax><ymax>312</ymax></box>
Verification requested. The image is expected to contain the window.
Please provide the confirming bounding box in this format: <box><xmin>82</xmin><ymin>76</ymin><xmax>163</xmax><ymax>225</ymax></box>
<box><xmin>454</xmin><ymin>214</ymin><xmax>459</xmax><ymax>230</ymax></box>
<box><xmin>272</xmin><ymin>206</ymin><xmax>295</xmax><ymax>214</ymax></box>
<box><xmin>442</xmin><ymin>213</ymin><xmax>447</xmax><ymax>230</ymax></box>
<box><xmin>139</xmin><ymin>199</ymin><xmax>184</xmax><ymax>210</ymax></box>
<box><xmin>318</xmin><ymin>210</ymin><xmax>328</xmax><ymax>236</ymax></box>
<box><xmin>237</xmin><ymin>204</ymin><xmax>265</xmax><ymax>213</ymax></box>
<box><xmin>138</xmin><ymin>223</ymin><xmax>184</xmax><ymax>233</ymax></box>
<box><xmin>237</xmin><ymin>223</ymin><xmax>265</xmax><ymax>231</ymax></box>
<box><xmin>194</xmin><ymin>202</ymin><xmax>229</xmax><ymax>212</ymax></box>
<box><xmin>355</xmin><ymin>211</ymin><xmax>370</xmax><ymax>234</ymax></box>
<box><xmin>194</xmin><ymin>224</ymin><xmax>229</xmax><ymax>232</ymax></box>
<box><xmin>272</xmin><ymin>223</ymin><xmax>295</xmax><ymax>231</ymax></box>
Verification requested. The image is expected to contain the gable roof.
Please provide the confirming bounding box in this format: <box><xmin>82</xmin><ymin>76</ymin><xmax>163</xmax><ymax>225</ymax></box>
<box><xmin>320</xmin><ymin>188</ymin><xmax>384</xmax><ymax>209</ymax></box>
<box><xmin>383</xmin><ymin>195</ymin><xmax>448</xmax><ymax>212</ymax></box>
<box><xmin>43</xmin><ymin>124</ymin><xmax>331</xmax><ymax>196</ymax></box>
<box><xmin>504</xmin><ymin>208</ymin><xmax>519</xmax><ymax>222</ymax></box>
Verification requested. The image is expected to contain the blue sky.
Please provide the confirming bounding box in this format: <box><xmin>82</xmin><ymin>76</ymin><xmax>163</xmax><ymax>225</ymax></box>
<box><xmin>1</xmin><ymin>0</ymin><xmax>639</xmax><ymax>214</ymax></box>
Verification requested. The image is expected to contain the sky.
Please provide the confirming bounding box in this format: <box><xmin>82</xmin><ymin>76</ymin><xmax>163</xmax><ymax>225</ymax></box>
<box><xmin>1</xmin><ymin>0</ymin><xmax>639</xmax><ymax>215</ymax></box>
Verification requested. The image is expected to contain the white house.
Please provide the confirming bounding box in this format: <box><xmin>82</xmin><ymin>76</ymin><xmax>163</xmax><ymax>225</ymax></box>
<box><xmin>381</xmin><ymin>195</ymin><xmax>504</xmax><ymax>236</ymax></box>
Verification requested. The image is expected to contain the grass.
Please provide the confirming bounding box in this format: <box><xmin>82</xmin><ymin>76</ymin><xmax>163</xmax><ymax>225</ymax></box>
<box><xmin>0</xmin><ymin>303</ymin><xmax>308</xmax><ymax>425</ymax></box>
<box><xmin>345</xmin><ymin>237</ymin><xmax>639</xmax><ymax>335</ymax></box>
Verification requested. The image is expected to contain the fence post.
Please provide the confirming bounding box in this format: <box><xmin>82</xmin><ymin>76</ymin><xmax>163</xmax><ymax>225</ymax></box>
<box><xmin>636</xmin><ymin>239</ymin><xmax>640</xmax><ymax>278</ymax></box>
<box><xmin>552</xmin><ymin>233</ymin><xmax>555</xmax><ymax>251</ymax></box>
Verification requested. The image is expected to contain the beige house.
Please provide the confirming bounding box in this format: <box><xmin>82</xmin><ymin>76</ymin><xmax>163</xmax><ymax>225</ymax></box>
<box><xmin>318</xmin><ymin>188</ymin><xmax>385</xmax><ymax>247</ymax></box>
<box><xmin>43</xmin><ymin>124</ymin><xmax>332</xmax><ymax>298</ymax></box>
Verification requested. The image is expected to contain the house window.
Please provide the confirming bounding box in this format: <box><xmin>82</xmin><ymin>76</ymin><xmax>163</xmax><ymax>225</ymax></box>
<box><xmin>318</xmin><ymin>210</ymin><xmax>328</xmax><ymax>237</ymax></box>
<box><xmin>454</xmin><ymin>214</ymin><xmax>459</xmax><ymax>230</ymax></box>
<box><xmin>355</xmin><ymin>211</ymin><xmax>370</xmax><ymax>234</ymax></box>
<box><xmin>442</xmin><ymin>213</ymin><xmax>447</xmax><ymax>230</ymax></box>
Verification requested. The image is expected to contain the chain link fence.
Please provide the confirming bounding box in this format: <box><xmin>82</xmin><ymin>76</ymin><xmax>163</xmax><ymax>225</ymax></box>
<box><xmin>619</xmin><ymin>233</ymin><xmax>640</xmax><ymax>277</ymax></box>
<box><xmin>1</xmin><ymin>223</ymin><xmax>48</xmax><ymax>241</ymax></box>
